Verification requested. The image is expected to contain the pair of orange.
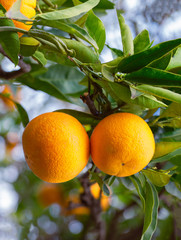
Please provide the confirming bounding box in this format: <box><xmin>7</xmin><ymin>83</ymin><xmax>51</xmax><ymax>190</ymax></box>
<box><xmin>22</xmin><ymin>111</ymin><xmax>155</xmax><ymax>183</ymax></box>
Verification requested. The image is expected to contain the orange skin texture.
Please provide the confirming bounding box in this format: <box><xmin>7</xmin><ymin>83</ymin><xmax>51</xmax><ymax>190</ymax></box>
<box><xmin>22</xmin><ymin>112</ymin><xmax>90</xmax><ymax>183</ymax></box>
<box><xmin>90</xmin><ymin>113</ymin><xmax>155</xmax><ymax>177</ymax></box>
<box><xmin>0</xmin><ymin>0</ymin><xmax>36</xmax><ymax>36</ymax></box>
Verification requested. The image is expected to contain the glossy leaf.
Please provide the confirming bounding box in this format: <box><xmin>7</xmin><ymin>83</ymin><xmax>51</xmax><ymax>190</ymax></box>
<box><xmin>130</xmin><ymin>175</ymin><xmax>145</xmax><ymax>210</ymax></box>
<box><xmin>33</xmin><ymin>51</ymin><xmax>47</xmax><ymax>66</ymax></box>
<box><xmin>93</xmin><ymin>79</ymin><xmax>167</xmax><ymax>109</ymax></box>
<box><xmin>117</xmin><ymin>38</ymin><xmax>181</xmax><ymax>73</ymax></box>
<box><xmin>125</xmin><ymin>67</ymin><xmax>181</xmax><ymax>87</ymax></box>
<box><xmin>151</xmin><ymin>148</ymin><xmax>181</xmax><ymax>164</ymax></box>
<box><xmin>85</xmin><ymin>11</ymin><xmax>106</xmax><ymax>53</ymax></box>
<box><xmin>37</xmin><ymin>0</ymin><xmax>100</xmax><ymax>20</ymax></box>
<box><xmin>117</xmin><ymin>11</ymin><xmax>134</xmax><ymax>56</ymax></box>
<box><xmin>141</xmin><ymin>180</ymin><xmax>159</xmax><ymax>240</ymax></box>
<box><xmin>55</xmin><ymin>109</ymin><xmax>100</xmax><ymax>125</ymax></box>
<box><xmin>167</xmin><ymin>47</ymin><xmax>181</xmax><ymax>71</ymax></box>
<box><xmin>34</xmin><ymin>20</ymin><xmax>98</xmax><ymax>50</ymax></box>
<box><xmin>20</xmin><ymin>37</ymin><xmax>40</xmax><ymax>57</ymax></box>
<box><xmin>133</xmin><ymin>84</ymin><xmax>181</xmax><ymax>104</ymax></box>
<box><xmin>154</xmin><ymin>142</ymin><xmax>181</xmax><ymax>158</ymax></box>
<box><xmin>0</xmin><ymin>18</ymin><xmax>19</xmax><ymax>65</ymax></box>
<box><xmin>148</xmin><ymin>52</ymin><xmax>172</xmax><ymax>70</ymax></box>
<box><xmin>134</xmin><ymin>29</ymin><xmax>151</xmax><ymax>54</ymax></box>
<box><xmin>142</xmin><ymin>169</ymin><xmax>171</xmax><ymax>187</ymax></box>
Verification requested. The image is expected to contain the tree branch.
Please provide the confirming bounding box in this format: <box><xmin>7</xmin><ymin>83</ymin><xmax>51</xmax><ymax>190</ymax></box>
<box><xmin>0</xmin><ymin>45</ymin><xmax>31</xmax><ymax>80</ymax></box>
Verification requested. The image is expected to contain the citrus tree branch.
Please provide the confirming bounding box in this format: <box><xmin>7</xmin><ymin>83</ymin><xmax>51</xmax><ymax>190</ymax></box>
<box><xmin>79</xmin><ymin>172</ymin><xmax>106</xmax><ymax>240</ymax></box>
<box><xmin>0</xmin><ymin>45</ymin><xmax>31</xmax><ymax>80</ymax></box>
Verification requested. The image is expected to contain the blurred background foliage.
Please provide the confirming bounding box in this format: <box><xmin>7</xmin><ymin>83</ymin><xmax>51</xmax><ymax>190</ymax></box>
<box><xmin>1</xmin><ymin>0</ymin><xmax>181</xmax><ymax>239</ymax></box>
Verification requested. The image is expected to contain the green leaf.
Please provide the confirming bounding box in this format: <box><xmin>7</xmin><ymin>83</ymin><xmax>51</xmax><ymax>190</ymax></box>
<box><xmin>106</xmin><ymin>44</ymin><xmax>124</xmax><ymax>58</ymax></box>
<box><xmin>154</xmin><ymin>142</ymin><xmax>181</xmax><ymax>159</ymax></box>
<box><xmin>134</xmin><ymin>29</ymin><xmax>151</xmax><ymax>54</ymax></box>
<box><xmin>37</xmin><ymin>0</ymin><xmax>100</xmax><ymax>20</ymax></box>
<box><xmin>142</xmin><ymin>169</ymin><xmax>171</xmax><ymax>187</ymax></box>
<box><xmin>141</xmin><ymin>180</ymin><xmax>159</xmax><ymax>240</ymax></box>
<box><xmin>117</xmin><ymin>38</ymin><xmax>181</xmax><ymax>73</ymax></box>
<box><xmin>0</xmin><ymin>18</ymin><xmax>19</xmax><ymax>65</ymax></box>
<box><xmin>93</xmin><ymin>79</ymin><xmax>167</xmax><ymax>109</ymax></box>
<box><xmin>167</xmin><ymin>47</ymin><xmax>181</xmax><ymax>71</ymax></box>
<box><xmin>55</xmin><ymin>109</ymin><xmax>100</xmax><ymax>125</ymax></box>
<box><xmin>117</xmin><ymin>12</ymin><xmax>134</xmax><ymax>56</ymax></box>
<box><xmin>16</xmin><ymin>73</ymin><xmax>70</xmax><ymax>103</ymax></box>
<box><xmin>34</xmin><ymin>20</ymin><xmax>98</xmax><ymax>50</ymax></box>
<box><xmin>148</xmin><ymin>52</ymin><xmax>172</xmax><ymax>70</ymax></box>
<box><xmin>14</xmin><ymin>102</ymin><xmax>29</xmax><ymax>127</ymax></box>
<box><xmin>125</xmin><ymin>67</ymin><xmax>181</xmax><ymax>87</ymax></box>
<box><xmin>20</xmin><ymin>37</ymin><xmax>40</xmax><ymax>57</ymax></box>
<box><xmin>133</xmin><ymin>84</ymin><xmax>181</xmax><ymax>104</ymax></box>
<box><xmin>102</xmin><ymin>183</ymin><xmax>110</xmax><ymax>196</ymax></box>
<box><xmin>160</xmin><ymin>102</ymin><xmax>181</xmax><ymax>118</ymax></box>
<box><xmin>151</xmin><ymin>148</ymin><xmax>181</xmax><ymax>164</ymax></box>
<box><xmin>85</xmin><ymin>10</ymin><xmax>106</xmax><ymax>53</ymax></box>
<box><xmin>33</xmin><ymin>51</ymin><xmax>47</xmax><ymax>66</ymax></box>
<box><xmin>130</xmin><ymin>175</ymin><xmax>145</xmax><ymax>210</ymax></box>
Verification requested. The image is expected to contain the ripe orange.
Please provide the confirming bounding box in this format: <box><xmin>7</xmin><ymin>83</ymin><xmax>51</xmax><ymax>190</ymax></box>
<box><xmin>0</xmin><ymin>0</ymin><xmax>36</xmax><ymax>36</ymax></box>
<box><xmin>0</xmin><ymin>85</ymin><xmax>15</xmax><ymax>110</ymax></box>
<box><xmin>22</xmin><ymin>112</ymin><xmax>90</xmax><ymax>183</ymax></box>
<box><xmin>67</xmin><ymin>183</ymin><xmax>110</xmax><ymax>215</ymax></box>
<box><xmin>90</xmin><ymin>113</ymin><xmax>155</xmax><ymax>177</ymax></box>
<box><xmin>37</xmin><ymin>183</ymin><xmax>66</xmax><ymax>208</ymax></box>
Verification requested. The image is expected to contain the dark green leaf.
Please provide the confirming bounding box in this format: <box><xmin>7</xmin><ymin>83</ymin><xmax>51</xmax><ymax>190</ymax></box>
<box><xmin>141</xmin><ymin>180</ymin><xmax>159</xmax><ymax>240</ymax></box>
<box><xmin>85</xmin><ymin>11</ymin><xmax>106</xmax><ymax>53</ymax></box>
<box><xmin>0</xmin><ymin>18</ymin><xmax>19</xmax><ymax>65</ymax></box>
<box><xmin>148</xmin><ymin>52</ymin><xmax>172</xmax><ymax>70</ymax></box>
<box><xmin>14</xmin><ymin>102</ymin><xmax>29</xmax><ymax>127</ymax></box>
<box><xmin>117</xmin><ymin>12</ymin><xmax>134</xmax><ymax>56</ymax></box>
<box><xmin>125</xmin><ymin>67</ymin><xmax>181</xmax><ymax>87</ymax></box>
<box><xmin>134</xmin><ymin>29</ymin><xmax>151</xmax><ymax>54</ymax></box>
<box><xmin>37</xmin><ymin>0</ymin><xmax>100</xmax><ymax>20</ymax></box>
<box><xmin>102</xmin><ymin>183</ymin><xmax>110</xmax><ymax>196</ymax></box>
<box><xmin>55</xmin><ymin>109</ymin><xmax>100</xmax><ymax>125</ymax></box>
<box><xmin>118</xmin><ymin>39</ymin><xmax>181</xmax><ymax>73</ymax></box>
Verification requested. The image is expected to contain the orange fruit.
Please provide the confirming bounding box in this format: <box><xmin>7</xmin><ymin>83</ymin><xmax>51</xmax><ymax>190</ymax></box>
<box><xmin>90</xmin><ymin>113</ymin><xmax>155</xmax><ymax>177</ymax></box>
<box><xmin>67</xmin><ymin>183</ymin><xmax>110</xmax><ymax>215</ymax></box>
<box><xmin>37</xmin><ymin>183</ymin><xmax>66</xmax><ymax>208</ymax></box>
<box><xmin>22</xmin><ymin>112</ymin><xmax>90</xmax><ymax>183</ymax></box>
<box><xmin>0</xmin><ymin>85</ymin><xmax>15</xmax><ymax>110</ymax></box>
<box><xmin>0</xmin><ymin>0</ymin><xmax>36</xmax><ymax>36</ymax></box>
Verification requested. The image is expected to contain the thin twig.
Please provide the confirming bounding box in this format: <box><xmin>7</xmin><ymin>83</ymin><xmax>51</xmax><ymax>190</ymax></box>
<box><xmin>0</xmin><ymin>45</ymin><xmax>31</xmax><ymax>80</ymax></box>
